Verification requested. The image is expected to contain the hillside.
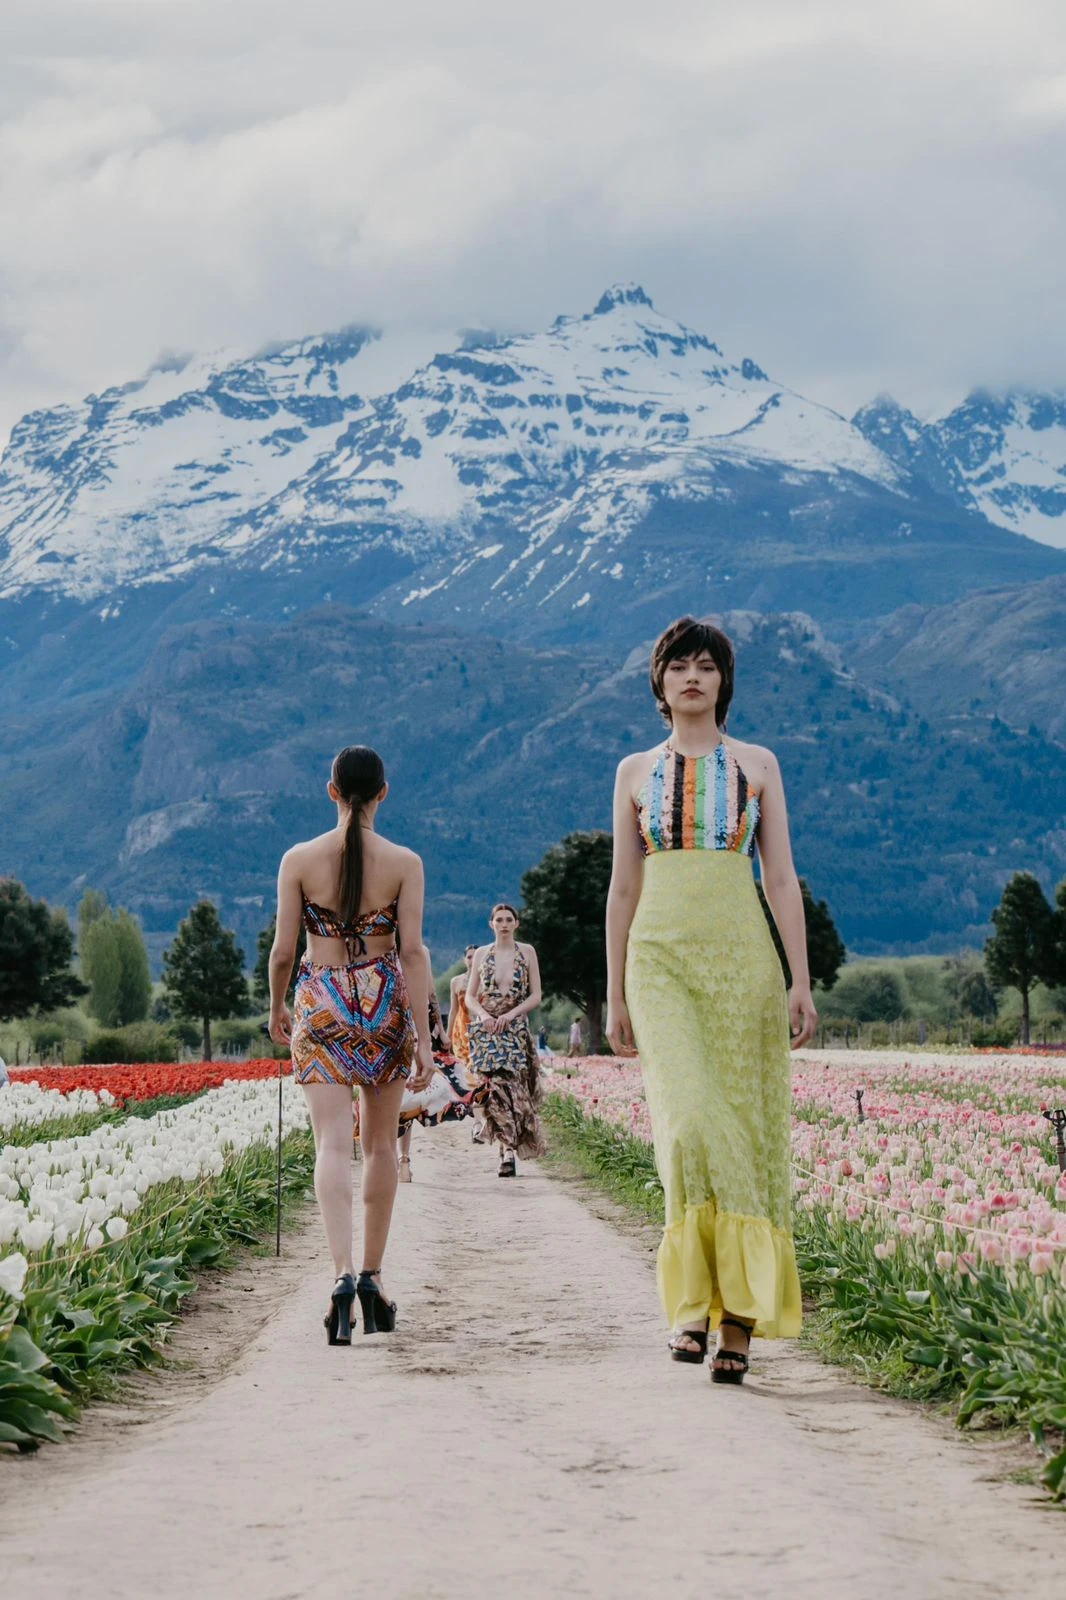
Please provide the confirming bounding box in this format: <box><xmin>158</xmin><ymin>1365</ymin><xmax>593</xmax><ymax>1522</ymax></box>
<box><xmin>854</xmin><ymin>574</ymin><xmax>1066</xmax><ymax>744</ymax></box>
<box><xmin>1</xmin><ymin>607</ymin><xmax>1063</xmax><ymax>963</ymax></box>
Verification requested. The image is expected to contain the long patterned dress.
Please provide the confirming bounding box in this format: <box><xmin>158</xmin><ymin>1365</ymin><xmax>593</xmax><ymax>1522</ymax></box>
<box><xmin>625</xmin><ymin>740</ymin><xmax>802</xmax><ymax>1339</ymax></box>
<box><xmin>467</xmin><ymin>948</ymin><xmax>545</xmax><ymax>1159</ymax></box>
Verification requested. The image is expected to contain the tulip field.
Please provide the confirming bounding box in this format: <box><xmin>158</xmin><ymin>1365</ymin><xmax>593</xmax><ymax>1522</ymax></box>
<box><xmin>0</xmin><ymin>1060</ymin><xmax>312</xmax><ymax>1450</ymax></box>
<box><xmin>545</xmin><ymin>1048</ymin><xmax>1066</xmax><ymax>1497</ymax></box>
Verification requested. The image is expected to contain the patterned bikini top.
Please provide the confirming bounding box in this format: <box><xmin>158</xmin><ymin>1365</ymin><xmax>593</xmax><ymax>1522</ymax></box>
<box><xmin>636</xmin><ymin>741</ymin><xmax>760</xmax><ymax>858</ymax></box>
<box><xmin>301</xmin><ymin>894</ymin><xmax>399</xmax><ymax>960</ymax></box>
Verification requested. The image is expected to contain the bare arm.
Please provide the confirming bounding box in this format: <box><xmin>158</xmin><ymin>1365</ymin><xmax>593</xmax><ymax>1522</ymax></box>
<box><xmin>268</xmin><ymin>850</ymin><xmax>304</xmax><ymax>1043</ymax></box>
<box><xmin>606</xmin><ymin>757</ymin><xmax>645</xmax><ymax>1055</ymax></box>
<box><xmin>395</xmin><ymin>853</ymin><xmax>435</xmax><ymax>1087</ymax></box>
<box><xmin>755</xmin><ymin>751</ymin><xmax>818</xmax><ymax>1048</ymax></box>
<box><xmin>465</xmin><ymin>948</ymin><xmax>492</xmax><ymax>1025</ymax></box>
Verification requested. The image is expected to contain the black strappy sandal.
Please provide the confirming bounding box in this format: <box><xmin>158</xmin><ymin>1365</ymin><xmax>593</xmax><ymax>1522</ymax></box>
<box><xmin>498</xmin><ymin>1153</ymin><xmax>516</xmax><ymax>1178</ymax></box>
<box><xmin>356</xmin><ymin>1269</ymin><xmax>397</xmax><ymax>1335</ymax></box>
<box><xmin>711</xmin><ymin>1316</ymin><xmax>753</xmax><ymax>1385</ymax></box>
<box><xmin>668</xmin><ymin>1327</ymin><xmax>709</xmax><ymax>1365</ymax></box>
<box><xmin>324</xmin><ymin>1273</ymin><xmax>357</xmax><ymax>1345</ymax></box>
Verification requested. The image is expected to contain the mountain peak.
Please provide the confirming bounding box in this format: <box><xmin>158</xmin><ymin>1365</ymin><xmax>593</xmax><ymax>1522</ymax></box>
<box><xmin>591</xmin><ymin>283</ymin><xmax>655</xmax><ymax>316</ymax></box>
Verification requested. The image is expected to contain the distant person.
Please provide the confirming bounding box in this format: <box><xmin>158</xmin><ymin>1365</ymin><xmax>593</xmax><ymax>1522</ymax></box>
<box><xmin>448</xmin><ymin>945</ymin><xmax>478</xmax><ymax>1067</ymax></box>
<box><xmin>466</xmin><ymin>904</ymin><xmax>545</xmax><ymax>1176</ymax></box>
<box><xmin>606</xmin><ymin>617</ymin><xmax>816</xmax><ymax>1384</ymax></box>
<box><xmin>0</xmin><ymin>1053</ymin><xmax>9</xmax><ymax>1088</ymax></box>
<box><xmin>567</xmin><ymin>1018</ymin><xmax>584</xmax><ymax>1057</ymax></box>
<box><xmin>268</xmin><ymin>745</ymin><xmax>434</xmax><ymax>1345</ymax></box>
<box><xmin>536</xmin><ymin>1026</ymin><xmax>550</xmax><ymax>1060</ymax></box>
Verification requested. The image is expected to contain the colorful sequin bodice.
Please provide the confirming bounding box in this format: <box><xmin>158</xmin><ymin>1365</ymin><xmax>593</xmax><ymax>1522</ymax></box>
<box><xmin>636</xmin><ymin>742</ymin><xmax>760</xmax><ymax>857</ymax></box>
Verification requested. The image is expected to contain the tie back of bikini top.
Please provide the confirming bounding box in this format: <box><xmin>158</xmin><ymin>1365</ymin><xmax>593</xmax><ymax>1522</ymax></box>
<box><xmin>301</xmin><ymin>895</ymin><xmax>399</xmax><ymax>960</ymax></box>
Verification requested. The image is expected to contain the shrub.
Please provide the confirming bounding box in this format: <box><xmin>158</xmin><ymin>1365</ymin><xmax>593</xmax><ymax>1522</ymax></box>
<box><xmin>213</xmin><ymin>1018</ymin><xmax>264</xmax><ymax>1052</ymax></box>
<box><xmin>971</xmin><ymin>1018</ymin><xmax>1018</xmax><ymax>1048</ymax></box>
<box><xmin>83</xmin><ymin>1022</ymin><xmax>181</xmax><ymax>1063</ymax></box>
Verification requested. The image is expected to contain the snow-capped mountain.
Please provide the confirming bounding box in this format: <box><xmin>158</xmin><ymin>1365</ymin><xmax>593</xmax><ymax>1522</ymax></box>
<box><xmin>0</xmin><ymin>324</ymin><xmax>457</xmax><ymax>600</ymax></box>
<box><xmin>853</xmin><ymin>389</ymin><xmax>1066</xmax><ymax>550</ymax></box>
<box><xmin>1</xmin><ymin>285</ymin><xmax>901</xmax><ymax>603</ymax></box>
<box><xmin>3</xmin><ymin>285</ymin><xmax>1065</xmax><ymax>652</ymax></box>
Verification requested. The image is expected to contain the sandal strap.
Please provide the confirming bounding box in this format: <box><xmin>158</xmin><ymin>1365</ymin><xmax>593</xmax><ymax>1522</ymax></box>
<box><xmin>719</xmin><ymin>1316</ymin><xmax>753</xmax><ymax>1340</ymax></box>
<box><xmin>713</xmin><ymin>1350</ymin><xmax>749</xmax><ymax>1366</ymax></box>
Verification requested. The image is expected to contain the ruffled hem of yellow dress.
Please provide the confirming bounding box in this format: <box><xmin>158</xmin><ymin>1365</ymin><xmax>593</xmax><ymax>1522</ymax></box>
<box><xmin>657</xmin><ymin>1200</ymin><xmax>802</xmax><ymax>1339</ymax></box>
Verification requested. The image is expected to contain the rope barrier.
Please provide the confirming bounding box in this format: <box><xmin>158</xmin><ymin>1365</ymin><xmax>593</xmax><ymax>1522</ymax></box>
<box><xmin>23</xmin><ymin>1172</ymin><xmax>218</xmax><ymax>1274</ymax></box>
<box><xmin>792</xmin><ymin>1161</ymin><xmax>1066</xmax><ymax>1254</ymax></box>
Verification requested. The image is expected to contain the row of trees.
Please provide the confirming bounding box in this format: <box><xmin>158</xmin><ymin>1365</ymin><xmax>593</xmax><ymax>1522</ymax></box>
<box><xmin>0</xmin><ymin>882</ymin><xmax>248</xmax><ymax>1060</ymax></box>
<box><xmin>4</xmin><ymin>858</ymin><xmax>1062</xmax><ymax>1058</ymax></box>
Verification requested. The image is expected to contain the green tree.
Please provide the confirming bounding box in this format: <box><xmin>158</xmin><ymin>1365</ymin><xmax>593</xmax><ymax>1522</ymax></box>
<box><xmin>82</xmin><ymin>915</ymin><xmax>123</xmax><ymax>1025</ymax></box>
<box><xmin>0</xmin><ymin>879</ymin><xmax>86</xmax><ymax>1021</ymax></box>
<box><xmin>852</xmin><ymin>969</ymin><xmax>907</xmax><ymax>1022</ymax></box>
<box><xmin>114</xmin><ymin>910</ymin><xmax>152</xmax><ymax>1024</ymax></box>
<box><xmin>162</xmin><ymin>901</ymin><xmax>248</xmax><ymax>1060</ymax></box>
<box><xmin>252</xmin><ymin>916</ymin><xmax>305</xmax><ymax>1008</ymax></box>
<box><xmin>984</xmin><ymin>872</ymin><xmax>1057</xmax><ymax>1046</ymax></box>
<box><xmin>81</xmin><ymin>907</ymin><xmax>152</xmax><ymax>1026</ymax></box>
<box><xmin>1048</xmin><ymin>879</ymin><xmax>1066</xmax><ymax>992</ymax></box>
<box><xmin>800</xmin><ymin>879</ymin><xmax>846</xmax><ymax>990</ymax></box>
<box><xmin>519</xmin><ymin>831</ymin><xmax>612</xmax><ymax>1050</ymax></box>
<box><xmin>957</xmin><ymin>969</ymin><xmax>998</xmax><ymax>1023</ymax></box>
<box><xmin>77</xmin><ymin>888</ymin><xmax>109</xmax><ymax>952</ymax></box>
<box><xmin>757</xmin><ymin>879</ymin><xmax>845</xmax><ymax>992</ymax></box>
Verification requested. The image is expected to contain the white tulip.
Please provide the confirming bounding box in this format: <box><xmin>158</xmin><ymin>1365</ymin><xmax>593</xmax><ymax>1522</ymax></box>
<box><xmin>0</xmin><ymin>1251</ymin><xmax>29</xmax><ymax>1300</ymax></box>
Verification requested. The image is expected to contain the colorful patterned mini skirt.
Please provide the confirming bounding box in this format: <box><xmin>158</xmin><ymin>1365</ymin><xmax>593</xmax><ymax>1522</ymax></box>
<box><xmin>291</xmin><ymin>949</ymin><xmax>416</xmax><ymax>1089</ymax></box>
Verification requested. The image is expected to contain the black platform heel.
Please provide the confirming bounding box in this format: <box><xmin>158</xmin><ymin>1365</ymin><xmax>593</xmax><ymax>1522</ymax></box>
<box><xmin>324</xmin><ymin>1273</ymin><xmax>357</xmax><ymax>1345</ymax></box>
<box><xmin>668</xmin><ymin>1326</ymin><xmax>709</xmax><ymax>1365</ymax></box>
<box><xmin>711</xmin><ymin>1316</ymin><xmax>753</xmax><ymax>1384</ymax></box>
<box><xmin>356</xmin><ymin>1269</ymin><xmax>397</xmax><ymax>1335</ymax></box>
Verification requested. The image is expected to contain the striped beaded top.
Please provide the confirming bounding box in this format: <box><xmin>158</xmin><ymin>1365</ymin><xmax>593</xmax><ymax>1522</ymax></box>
<box><xmin>636</xmin><ymin>741</ymin><xmax>760</xmax><ymax>857</ymax></box>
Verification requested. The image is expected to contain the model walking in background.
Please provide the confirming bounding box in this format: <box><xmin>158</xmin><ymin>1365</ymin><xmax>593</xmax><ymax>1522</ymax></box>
<box><xmin>269</xmin><ymin>745</ymin><xmax>433</xmax><ymax>1345</ymax></box>
<box><xmin>466</xmin><ymin>904</ymin><xmax>545</xmax><ymax>1176</ymax></box>
<box><xmin>606</xmin><ymin>617</ymin><xmax>815</xmax><ymax>1383</ymax></box>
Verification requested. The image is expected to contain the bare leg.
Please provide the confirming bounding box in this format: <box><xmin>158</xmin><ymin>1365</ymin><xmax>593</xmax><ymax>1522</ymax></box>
<box><xmin>358</xmin><ymin>1076</ymin><xmax>408</xmax><ymax>1288</ymax></box>
<box><xmin>398</xmin><ymin>1121</ymin><xmax>413</xmax><ymax>1180</ymax></box>
<box><xmin>302</xmin><ymin>1082</ymin><xmax>356</xmax><ymax>1277</ymax></box>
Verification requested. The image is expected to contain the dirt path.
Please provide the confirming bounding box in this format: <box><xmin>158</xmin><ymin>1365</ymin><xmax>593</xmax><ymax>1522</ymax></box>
<box><xmin>2</xmin><ymin>1125</ymin><xmax>1061</xmax><ymax>1599</ymax></box>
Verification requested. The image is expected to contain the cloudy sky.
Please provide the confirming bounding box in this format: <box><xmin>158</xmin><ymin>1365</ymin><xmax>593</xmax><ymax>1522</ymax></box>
<box><xmin>2</xmin><ymin>0</ymin><xmax>1065</xmax><ymax>436</ymax></box>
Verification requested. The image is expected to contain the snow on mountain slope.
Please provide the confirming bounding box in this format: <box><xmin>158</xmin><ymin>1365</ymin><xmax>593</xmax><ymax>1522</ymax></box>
<box><xmin>933</xmin><ymin>390</ymin><xmax>1066</xmax><ymax>549</ymax></box>
<box><xmin>0</xmin><ymin>286</ymin><xmax>904</xmax><ymax>600</ymax></box>
<box><xmin>853</xmin><ymin>389</ymin><xmax>1066</xmax><ymax>551</ymax></box>
<box><xmin>0</xmin><ymin>325</ymin><xmax>458</xmax><ymax>599</ymax></box>
<box><xmin>212</xmin><ymin>285</ymin><xmax>905</xmax><ymax>584</ymax></box>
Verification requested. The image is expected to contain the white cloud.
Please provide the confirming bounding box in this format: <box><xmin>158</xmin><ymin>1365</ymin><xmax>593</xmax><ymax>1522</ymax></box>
<box><xmin>1</xmin><ymin>0</ymin><xmax>1065</xmax><ymax>435</ymax></box>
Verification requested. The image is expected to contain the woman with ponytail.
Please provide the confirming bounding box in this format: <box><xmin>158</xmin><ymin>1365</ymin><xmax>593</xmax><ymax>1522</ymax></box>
<box><xmin>268</xmin><ymin>745</ymin><xmax>434</xmax><ymax>1345</ymax></box>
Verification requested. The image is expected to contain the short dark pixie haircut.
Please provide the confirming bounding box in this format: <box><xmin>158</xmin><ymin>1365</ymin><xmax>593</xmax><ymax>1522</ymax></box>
<box><xmin>649</xmin><ymin>616</ymin><xmax>735</xmax><ymax>727</ymax></box>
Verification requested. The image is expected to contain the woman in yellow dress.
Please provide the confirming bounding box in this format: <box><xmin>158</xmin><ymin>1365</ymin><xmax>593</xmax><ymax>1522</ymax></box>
<box><xmin>606</xmin><ymin>617</ymin><xmax>816</xmax><ymax>1383</ymax></box>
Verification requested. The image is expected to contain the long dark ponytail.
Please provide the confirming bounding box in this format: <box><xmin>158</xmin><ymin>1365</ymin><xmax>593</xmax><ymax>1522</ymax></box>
<box><xmin>332</xmin><ymin>745</ymin><xmax>386</xmax><ymax>924</ymax></box>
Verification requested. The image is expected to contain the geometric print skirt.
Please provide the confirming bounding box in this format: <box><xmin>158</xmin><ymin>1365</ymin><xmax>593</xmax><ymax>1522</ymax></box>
<box><xmin>291</xmin><ymin>949</ymin><xmax>416</xmax><ymax>1089</ymax></box>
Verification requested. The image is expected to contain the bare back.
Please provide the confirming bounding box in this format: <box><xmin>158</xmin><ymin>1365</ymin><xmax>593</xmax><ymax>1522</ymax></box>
<box><xmin>276</xmin><ymin>825</ymin><xmax>424</xmax><ymax>967</ymax></box>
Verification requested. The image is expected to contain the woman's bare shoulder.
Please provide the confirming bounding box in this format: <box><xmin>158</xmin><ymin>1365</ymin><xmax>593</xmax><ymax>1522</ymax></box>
<box><xmin>617</xmin><ymin>742</ymin><xmax>667</xmax><ymax>797</ymax></box>
<box><xmin>280</xmin><ymin>831</ymin><xmax>336</xmax><ymax>876</ymax></box>
<box><xmin>371</xmin><ymin>834</ymin><xmax>423</xmax><ymax>872</ymax></box>
<box><xmin>724</xmin><ymin>736</ymin><xmax>779</xmax><ymax>786</ymax></box>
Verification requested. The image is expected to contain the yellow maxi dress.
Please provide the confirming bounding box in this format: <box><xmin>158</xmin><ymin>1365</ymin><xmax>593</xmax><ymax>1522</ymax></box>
<box><xmin>625</xmin><ymin>740</ymin><xmax>802</xmax><ymax>1339</ymax></box>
